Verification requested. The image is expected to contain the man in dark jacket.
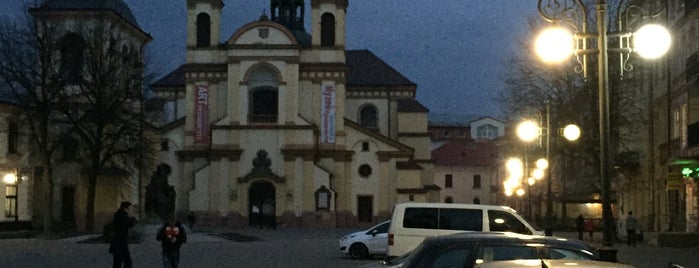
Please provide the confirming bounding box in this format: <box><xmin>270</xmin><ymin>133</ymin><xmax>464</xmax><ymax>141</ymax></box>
<box><xmin>156</xmin><ymin>218</ymin><xmax>187</xmax><ymax>268</ymax></box>
<box><xmin>110</xmin><ymin>201</ymin><xmax>136</xmax><ymax>268</ymax></box>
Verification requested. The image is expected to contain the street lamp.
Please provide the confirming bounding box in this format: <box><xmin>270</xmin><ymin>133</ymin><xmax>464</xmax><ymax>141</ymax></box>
<box><xmin>516</xmin><ymin>101</ymin><xmax>580</xmax><ymax>236</ymax></box>
<box><xmin>536</xmin><ymin>0</ymin><xmax>671</xmax><ymax>248</ymax></box>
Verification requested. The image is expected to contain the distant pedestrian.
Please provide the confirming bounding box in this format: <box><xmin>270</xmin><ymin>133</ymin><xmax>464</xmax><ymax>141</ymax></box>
<box><xmin>625</xmin><ymin>211</ymin><xmax>640</xmax><ymax>247</ymax></box>
<box><xmin>251</xmin><ymin>203</ymin><xmax>262</xmax><ymax>228</ymax></box>
<box><xmin>575</xmin><ymin>215</ymin><xmax>585</xmax><ymax>240</ymax></box>
<box><xmin>156</xmin><ymin>218</ymin><xmax>187</xmax><ymax>268</ymax></box>
<box><xmin>584</xmin><ymin>219</ymin><xmax>594</xmax><ymax>241</ymax></box>
<box><xmin>109</xmin><ymin>201</ymin><xmax>137</xmax><ymax>268</ymax></box>
<box><xmin>187</xmin><ymin>211</ymin><xmax>197</xmax><ymax>232</ymax></box>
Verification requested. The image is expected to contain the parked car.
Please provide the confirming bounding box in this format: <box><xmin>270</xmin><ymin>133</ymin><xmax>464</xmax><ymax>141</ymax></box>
<box><xmin>475</xmin><ymin>259</ymin><xmax>635</xmax><ymax>268</ymax></box>
<box><xmin>388</xmin><ymin>202</ymin><xmax>542</xmax><ymax>257</ymax></box>
<box><xmin>362</xmin><ymin>232</ymin><xmax>602</xmax><ymax>268</ymax></box>
<box><xmin>339</xmin><ymin>220</ymin><xmax>390</xmax><ymax>259</ymax></box>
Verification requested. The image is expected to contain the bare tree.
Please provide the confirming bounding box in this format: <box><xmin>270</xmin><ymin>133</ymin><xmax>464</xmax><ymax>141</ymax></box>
<box><xmin>0</xmin><ymin>6</ymin><xmax>75</xmax><ymax>234</ymax></box>
<box><xmin>1</xmin><ymin>3</ymin><xmax>159</xmax><ymax>232</ymax></box>
<box><xmin>51</xmin><ymin>18</ymin><xmax>158</xmax><ymax>232</ymax></box>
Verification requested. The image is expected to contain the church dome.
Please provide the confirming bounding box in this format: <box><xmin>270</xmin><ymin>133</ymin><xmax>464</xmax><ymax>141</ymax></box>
<box><xmin>39</xmin><ymin>0</ymin><xmax>140</xmax><ymax>27</ymax></box>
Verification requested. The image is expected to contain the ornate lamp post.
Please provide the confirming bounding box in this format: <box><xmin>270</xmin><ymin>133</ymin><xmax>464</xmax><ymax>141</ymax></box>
<box><xmin>535</xmin><ymin>0</ymin><xmax>671</xmax><ymax>249</ymax></box>
<box><xmin>516</xmin><ymin>101</ymin><xmax>580</xmax><ymax>236</ymax></box>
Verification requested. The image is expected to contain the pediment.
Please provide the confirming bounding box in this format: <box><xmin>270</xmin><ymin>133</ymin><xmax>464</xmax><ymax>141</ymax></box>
<box><xmin>226</xmin><ymin>21</ymin><xmax>296</xmax><ymax>46</ymax></box>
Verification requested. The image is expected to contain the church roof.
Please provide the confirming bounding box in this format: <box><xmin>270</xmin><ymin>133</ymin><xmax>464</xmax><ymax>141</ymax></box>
<box><xmin>346</xmin><ymin>50</ymin><xmax>415</xmax><ymax>87</ymax></box>
<box><xmin>151</xmin><ymin>65</ymin><xmax>185</xmax><ymax>89</ymax></box>
<box><xmin>432</xmin><ymin>140</ymin><xmax>499</xmax><ymax>167</ymax></box>
<box><xmin>397</xmin><ymin>99</ymin><xmax>429</xmax><ymax>113</ymax></box>
<box><xmin>37</xmin><ymin>0</ymin><xmax>140</xmax><ymax>28</ymax></box>
<box><xmin>152</xmin><ymin>49</ymin><xmax>416</xmax><ymax>90</ymax></box>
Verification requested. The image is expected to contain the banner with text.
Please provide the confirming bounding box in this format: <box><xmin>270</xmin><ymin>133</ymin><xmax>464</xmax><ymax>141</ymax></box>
<box><xmin>194</xmin><ymin>85</ymin><xmax>209</xmax><ymax>144</ymax></box>
<box><xmin>320</xmin><ymin>83</ymin><xmax>336</xmax><ymax>143</ymax></box>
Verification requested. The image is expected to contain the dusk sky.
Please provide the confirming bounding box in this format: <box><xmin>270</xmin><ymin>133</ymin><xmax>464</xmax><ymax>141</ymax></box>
<box><xmin>2</xmin><ymin>0</ymin><xmax>539</xmax><ymax>118</ymax></box>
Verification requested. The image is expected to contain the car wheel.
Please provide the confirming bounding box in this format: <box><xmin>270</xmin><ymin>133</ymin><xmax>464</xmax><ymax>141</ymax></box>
<box><xmin>349</xmin><ymin>243</ymin><xmax>369</xmax><ymax>259</ymax></box>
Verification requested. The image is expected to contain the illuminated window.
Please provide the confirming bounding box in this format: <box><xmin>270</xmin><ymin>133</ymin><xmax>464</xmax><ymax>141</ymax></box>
<box><xmin>5</xmin><ymin>185</ymin><xmax>17</xmax><ymax>217</ymax></box>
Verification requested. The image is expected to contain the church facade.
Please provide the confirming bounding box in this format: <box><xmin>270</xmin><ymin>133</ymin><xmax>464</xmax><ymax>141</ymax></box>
<box><xmin>152</xmin><ymin>0</ymin><xmax>437</xmax><ymax>228</ymax></box>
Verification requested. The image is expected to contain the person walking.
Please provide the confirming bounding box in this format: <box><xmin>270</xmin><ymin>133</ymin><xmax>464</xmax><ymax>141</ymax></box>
<box><xmin>156</xmin><ymin>218</ymin><xmax>187</xmax><ymax>268</ymax></box>
<box><xmin>584</xmin><ymin>219</ymin><xmax>594</xmax><ymax>241</ymax></box>
<box><xmin>575</xmin><ymin>214</ymin><xmax>585</xmax><ymax>240</ymax></box>
<box><xmin>109</xmin><ymin>201</ymin><xmax>137</xmax><ymax>268</ymax></box>
<box><xmin>625</xmin><ymin>211</ymin><xmax>640</xmax><ymax>247</ymax></box>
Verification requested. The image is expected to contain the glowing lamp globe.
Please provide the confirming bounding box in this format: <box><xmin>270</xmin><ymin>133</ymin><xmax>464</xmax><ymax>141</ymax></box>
<box><xmin>535</xmin><ymin>27</ymin><xmax>574</xmax><ymax>63</ymax></box>
<box><xmin>633</xmin><ymin>24</ymin><xmax>671</xmax><ymax>59</ymax></box>
<box><xmin>517</xmin><ymin>121</ymin><xmax>540</xmax><ymax>142</ymax></box>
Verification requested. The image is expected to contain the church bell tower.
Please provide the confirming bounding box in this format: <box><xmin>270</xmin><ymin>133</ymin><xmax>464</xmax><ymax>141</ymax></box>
<box><xmin>186</xmin><ymin>0</ymin><xmax>223</xmax><ymax>48</ymax></box>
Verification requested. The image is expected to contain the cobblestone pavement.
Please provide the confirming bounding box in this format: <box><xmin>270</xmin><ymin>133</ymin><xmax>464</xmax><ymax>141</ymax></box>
<box><xmin>0</xmin><ymin>227</ymin><xmax>697</xmax><ymax>268</ymax></box>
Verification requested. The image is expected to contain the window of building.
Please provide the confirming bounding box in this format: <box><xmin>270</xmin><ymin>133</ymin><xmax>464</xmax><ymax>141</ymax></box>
<box><xmin>59</xmin><ymin>33</ymin><xmax>84</xmax><ymax>83</ymax></box>
<box><xmin>473</xmin><ymin>175</ymin><xmax>481</xmax><ymax>189</ymax></box>
<box><xmin>160</xmin><ymin>140</ymin><xmax>170</xmax><ymax>151</ymax></box>
<box><xmin>360</xmin><ymin>105</ymin><xmax>378</xmax><ymax>131</ymax></box>
<box><xmin>362</xmin><ymin>142</ymin><xmax>369</xmax><ymax>151</ymax></box>
<box><xmin>409</xmin><ymin>194</ymin><xmax>414</xmax><ymax>201</ymax></box>
<box><xmin>476</xmin><ymin>124</ymin><xmax>498</xmax><ymax>139</ymax></box>
<box><xmin>473</xmin><ymin>197</ymin><xmax>481</xmax><ymax>204</ymax></box>
<box><xmin>445</xmin><ymin>174</ymin><xmax>453</xmax><ymax>188</ymax></box>
<box><xmin>443</xmin><ymin>131</ymin><xmax>450</xmax><ymax>137</ymax></box>
<box><xmin>250</xmin><ymin>87</ymin><xmax>278</xmax><ymax>123</ymax></box>
<box><xmin>358</xmin><ymin>164</ymin><xmax>372</xmax><ymax>178</ymax></box>
<box><xmin>196</xmin><ymin>13</ymin><xmax>211</xmax><ymax>47</ymax></box>
<box><xmin>248</xmin><ymin>67</ymin><xmax>280</xmax><ymax>124</ymax></box>
<box><xmin>320</xmin><ymin>13</ymin><xmax>335</xmax><ymax>47</ymax></box>
<box><xmin>5</xmin><ymin>185</ymin><xmax>17</xmax><ymax>217</ymax></box>
<box><xmin>7</xmin><ymin>122</ymin><xmax>18</xmax><ymax>154</ymax></box>
<box><xmin>444</xmin><ymin>196</ymin><xmax>453</xmax><ymax>203</ymax></box>
<box><xmin>458</xmin><ymin>130</ymin><xmax>465</xmax><ymax>137</ymax></box>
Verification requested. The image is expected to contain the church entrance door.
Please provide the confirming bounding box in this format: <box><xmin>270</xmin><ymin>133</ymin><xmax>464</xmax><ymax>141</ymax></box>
<box><xmin>249</xmin><ymin>181</ymin><xmax>275</xmax><ymax>227</ymax></box>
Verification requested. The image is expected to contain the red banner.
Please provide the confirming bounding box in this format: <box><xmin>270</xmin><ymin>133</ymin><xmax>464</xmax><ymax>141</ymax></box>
<box><xmin>194</xmin><ymin>85</ymin><xmax>209</xmax><ymax>144</ymax></box>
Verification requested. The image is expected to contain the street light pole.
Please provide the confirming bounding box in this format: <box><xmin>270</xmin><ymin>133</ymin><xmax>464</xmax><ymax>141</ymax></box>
<box><xmin>536</xmin><ymin>0</ymin><xmax>670</xmax><ymax>249</ymax></box>
<box><xmin>595</xmin><ymin>0</ymin><xmax>616</xmax><ymax>248</ymax></box>
<box><xmin>545</xmin><ymin>100</ymin><xmax>553</xmax><ymax>236</ymax></box>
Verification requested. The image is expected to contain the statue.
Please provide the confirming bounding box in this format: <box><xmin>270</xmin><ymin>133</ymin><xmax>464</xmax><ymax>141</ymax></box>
<box><xmin>145</xmin><ymin>163</ymin><xmax>176</xmax><ymax>221</ymax></box>
<box><xmin>252</xmin><ymin>150</ymin><xmax>272</xmax><ymax>173</ymax></box>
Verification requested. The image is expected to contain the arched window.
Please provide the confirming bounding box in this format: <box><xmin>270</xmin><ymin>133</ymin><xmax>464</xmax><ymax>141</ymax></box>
<box><xmin>320</xmin><ymin>13</ymin><xmax>335</xmax><ymax>47</ymax></box>
<box><xmin>444</xmin><ymin>196</ymin><xmax>453</xmax><ymax>203</ymax></box>
<box><xmin>473</xmin><ymin>197</ymin><xmax>481</xmax><ymax>204</ymax></box>
<box><xmin>196</xmin><ymin>13</ymin><xmax>211</xmax><ymax>47</ymax></box>
<box><xmin>248</xmin><ymin>66</ymin><xmax>280</xmax><ymax>123</ymax></box>
<box><xmin>59</xmin><ymin>33</ymin><xmax>84</xmax><ymax>83</ymax></box>
<box><xmin>359</xmin><ymin>105</ymin><xmax>378</xmax><ymax>131</ymax></box>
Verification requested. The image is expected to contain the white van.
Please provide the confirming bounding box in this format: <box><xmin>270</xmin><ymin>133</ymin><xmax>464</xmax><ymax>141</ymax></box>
<box><xmin>387</xmin><ymin>202</ymin><xmax>542</xmax><ymax>257</ymax></box>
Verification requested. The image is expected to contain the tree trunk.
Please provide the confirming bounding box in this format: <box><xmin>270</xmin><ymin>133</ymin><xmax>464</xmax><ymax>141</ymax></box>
<box><xmin>42</xmin><ymin>154</ymin><xmax>54</xmax><ymax>234</ymax></box>
<box><xmin>85</xmin><ymin>172</ymin><xmax>97</xmax><ymax>232</ymax></box>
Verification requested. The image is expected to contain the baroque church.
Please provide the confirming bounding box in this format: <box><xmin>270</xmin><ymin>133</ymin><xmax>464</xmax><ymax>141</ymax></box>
<box><xmin>151</xmin><ymin>0</ymin><xmax>437</xmax><ymax>228</ymax></box>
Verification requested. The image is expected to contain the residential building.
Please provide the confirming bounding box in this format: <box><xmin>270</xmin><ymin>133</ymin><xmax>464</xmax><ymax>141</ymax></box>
<box><xmin>430</xmin><ymin>116</ymin><xmax>505</xmax><ymax>206</ymax></box>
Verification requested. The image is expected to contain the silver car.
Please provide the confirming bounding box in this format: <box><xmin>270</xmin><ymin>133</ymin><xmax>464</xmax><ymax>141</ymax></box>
<box><xmin>339</xmin><ymin>220</ymin><xmax>390</xmax><ymax>259</ymax></box>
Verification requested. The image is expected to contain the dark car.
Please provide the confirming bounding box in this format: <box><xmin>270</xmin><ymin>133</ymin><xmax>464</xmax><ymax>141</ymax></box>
<box><xmin>363</xmin><ymin>232</ymin><xmax>600</xmax><ymax>268</ymax></box>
